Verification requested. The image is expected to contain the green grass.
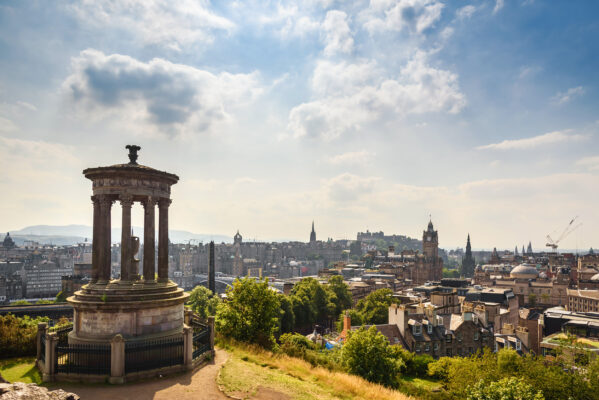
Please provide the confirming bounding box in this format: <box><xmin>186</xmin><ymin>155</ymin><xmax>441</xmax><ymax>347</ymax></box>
<box><xmin>400</xmin><ymin>375</ymin><xmax>442</xmax><ymax>391</ymax></box>
<box><xmin>0</xmin><ymin>357</ymin><xmax>42</xmax><ymax>384</ymax></box>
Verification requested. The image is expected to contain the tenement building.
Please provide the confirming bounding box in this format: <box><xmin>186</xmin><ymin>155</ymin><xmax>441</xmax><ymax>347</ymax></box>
<box><xmin>567</xmin><ymin>289</ymin><xmax>599</xmax><ymax>313</ymax></box>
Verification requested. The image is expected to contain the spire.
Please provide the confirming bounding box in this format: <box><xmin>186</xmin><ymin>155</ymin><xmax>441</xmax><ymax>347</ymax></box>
<box><xmin>310</xmin><ymin>221</ymin><xmax>316</xmax><ymax>243</ymax></box>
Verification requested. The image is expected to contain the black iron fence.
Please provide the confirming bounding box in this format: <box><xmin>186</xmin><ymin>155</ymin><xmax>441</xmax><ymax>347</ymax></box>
<box><xmin>55</xmin><ymin>343</ymin><xmax>111</xmax><ymax>375</ymax></box>
<box><xmin>51</xmin><ymin>323</ymin><xmax>73</xmax><ymax>346</ymax></box>
<box><xmin>192</xmin><ymin>322</ymin><xmax>211</xmax><ymax>360</ymax></box>
<box><xmin>125</xmin><ymin>335</ymin><xmax>184</xmax><ymax>374</ymax></box>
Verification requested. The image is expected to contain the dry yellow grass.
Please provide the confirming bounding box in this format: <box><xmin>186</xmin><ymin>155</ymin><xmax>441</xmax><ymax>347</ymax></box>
<box><xmin>218</xmin><ymin>341</ymin><xmax>413</xmax><ymax>400</ymax></box>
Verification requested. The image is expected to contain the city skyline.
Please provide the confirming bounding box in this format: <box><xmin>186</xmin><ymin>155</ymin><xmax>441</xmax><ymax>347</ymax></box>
<box><xmin>1</xmin><ymin>1</ymin><xmax>598</xmax><ymax>249</ymax></box>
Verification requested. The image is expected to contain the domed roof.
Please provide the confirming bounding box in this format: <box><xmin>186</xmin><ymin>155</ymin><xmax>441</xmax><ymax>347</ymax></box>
<box><xmin>590</xmin><ymin>273</ymin><xmax>599</xmax><ymax>281</ymax></box>
<box><xmin>510</xmin><ymin>264</ymin><xmax>539</xmax><ymax>279</ymax></box>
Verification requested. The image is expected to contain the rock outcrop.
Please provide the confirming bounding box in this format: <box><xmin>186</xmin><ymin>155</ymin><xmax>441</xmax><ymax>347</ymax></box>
<box><xmin>0</xmin><ymin>382</ymin><xmax>79</xmax><ymax>399</ymax></box>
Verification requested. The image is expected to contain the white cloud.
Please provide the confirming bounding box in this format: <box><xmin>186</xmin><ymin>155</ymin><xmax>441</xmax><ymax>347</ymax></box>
<box><xmin>363</xmin><ymin>0</ymin><xmax>444</xmax><ymax>34</ymax></box>
<box><xmin>576</xmin><ymin>156</ymin><xmax>599</xmax><ymax>171</ymax></box>
<box><xmin>321</xmin><ymin>10</ymin><xmax>354</xmax><ymax>56</ymax></box>
<box><xmin>327</xmin><ymin>151</ymin><xmax>375</xmax><ymax>165</ymax></box>
<box><xmin>477</xmin><ymin>130</ymin><xmax>587</xmax><ymax>150</ymax></box>
<box><xmin>493</xmin><ymin>0</ymin><xmax>505</xmax><ymax>14</ymax></box>
<box><xmin>324</xmin><ymin>173</ymin><xmax>380</xmax><ymax>203</ymax></box>
<box><xmin>0</xmin><ymin>116</ymin><xmax>17</xmax><ymax>132</ymax></box>
<box><xmin>62</xmin><ymin>49</ymin><xmax>263</xmax><ymax>137</ymax></box>
<box><xmin>551</xmin><ymin>86</ymin><xmax>585</xmax><ymax>105</ymax></box>
<box><xmin>288</xmin><ymin>52</ymin><xmax>465</xmax><ymax>140</ymax></box>
<box><xmin>69</xmin><ymin>0</ymin><xmax>234</xmax><ymax>51</ymax></box>
<box><xmin>16</xmin><ymin>101</ymin><xmax>37</xmax><ymax>111</ymax></box>
<box><xmin>456</xmin><ymin>5</ymin><xmax>476</xmax><ymax>19</ymax></box>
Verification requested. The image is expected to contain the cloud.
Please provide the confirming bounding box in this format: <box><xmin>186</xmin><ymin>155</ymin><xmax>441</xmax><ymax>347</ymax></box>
<box><xmin>327</xmin><ymin>151</ymin><xmax>375</xmax><ymax>165</ymax></box>
<box><xmin>363</xmin><ymin>0</ymin><xmax>444</xmax><ymax>34</ymax></box>
<box><xmin>576</xmin><ymin>156</ymin><xmax>599</xmax><ymax>171</ymax></box>
<box><xmin>62</xmin><ymin>49</ymin><xmax>263</xmax><ymax>137</ymax></box>
<box><xmin>324</xmin><ymin>173</ymin><xmax>380</xmax><ymax>203</ymax></box>
<box><xmin>551</xmin><ymin>86</ymin><xmax>585</xmax><ymax>105</ymax></box>
<box><xmin>0</xmin><ymin>116</ymin><xmax>17</xmax><ymax>132</ymax></box>
<box><xmin>456</xmin><ymin>5</ymin><xmax>477</xmax><ymax>19</ymax></box>
<box><xmin>477</xmin><ymin>130</ymin><xmax>587</xmax><ymax>150</ymax></box>
<box><xmin>321</xmin><ymin>10</ymin><xmax>354</xmax><ymax>56</ymax></box>
<box><xmin>16</xmin><ymin>101</ymin><xmax>37</xmax><ymax>111</ymax></box>
<box><xmin>493</xmin><ymin>0</ymin><xmax>505</xmax><ymax>14</ymax></box>
<box><xmin>69</xmin><ymin>0</ymin><xmax>234</xmax><ymax>51</ymax></box>
<box><xmin>288</xmin><ymin>52</ymin><xmax>465</xmax><ymax>139</ymax></box>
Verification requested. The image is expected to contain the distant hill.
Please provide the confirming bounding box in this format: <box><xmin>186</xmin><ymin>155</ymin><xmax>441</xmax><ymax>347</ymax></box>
<box><xmin>4</xmin><ymin>225</ymin><xmax>232</xmax><ymax>245</ymax></box>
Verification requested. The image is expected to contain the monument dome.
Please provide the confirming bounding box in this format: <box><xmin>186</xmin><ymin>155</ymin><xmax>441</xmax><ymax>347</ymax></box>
<box><xmin>510</xmin><ymin>264</ymin><xmax>539</xmax><ymax>279</ymax></box>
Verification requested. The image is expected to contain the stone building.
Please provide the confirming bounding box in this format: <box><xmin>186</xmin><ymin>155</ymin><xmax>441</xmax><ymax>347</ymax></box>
<box><xmin>567</xmin><ymin>289</ymin><xmax>599</xmax><ymax>313</ymax></box>
<box><xmin>22</xmin><ymin>260</ymin><xmax>73</xmax><ymax>298</ymax></box>
<box><xmin>460</xmin><ymin>234</ymin><xmax>476</xmax><ymax>277</ymax></box>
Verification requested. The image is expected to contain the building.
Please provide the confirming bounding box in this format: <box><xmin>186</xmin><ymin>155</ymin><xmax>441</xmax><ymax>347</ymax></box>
<box><xmin>461</xmin><ymin>234</ymin><xmax>476</xmax><ymax>277</ymax></box>
<box><xmin>22</xmin><ymin>260</ymin><xmax>73</xmax><ymax>298</ymax></box>
<box><xmin>567</xmin><ymin>289</ymin><xmax>599</xmax><ymax>313</ymax></box>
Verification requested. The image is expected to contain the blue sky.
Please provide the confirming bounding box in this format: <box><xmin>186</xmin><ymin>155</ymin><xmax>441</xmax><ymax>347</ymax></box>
<box><xmin>0</xmin><ymin>0</ymin><xmax>597</xmax><ymax>250</ymax></box>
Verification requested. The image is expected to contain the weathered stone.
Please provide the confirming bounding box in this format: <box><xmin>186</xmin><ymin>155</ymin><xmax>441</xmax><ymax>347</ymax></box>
<box><xmin>0</xmin><ymin>382</ymin><xmax>79</xmax><ymax>400</ymax></box>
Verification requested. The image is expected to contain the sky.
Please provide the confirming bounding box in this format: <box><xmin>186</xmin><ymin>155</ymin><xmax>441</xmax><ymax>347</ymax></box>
<box><xmin>0</xmin><ymin>0</ymin><xmax>598</xmax><ymax>250</ymax></box>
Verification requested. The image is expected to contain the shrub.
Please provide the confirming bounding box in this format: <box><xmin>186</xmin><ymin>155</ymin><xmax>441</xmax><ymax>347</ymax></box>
<box><xmin>0</xmin><ymin>314</ymin><xmax>49</xmax><ymax>359</ymax></box>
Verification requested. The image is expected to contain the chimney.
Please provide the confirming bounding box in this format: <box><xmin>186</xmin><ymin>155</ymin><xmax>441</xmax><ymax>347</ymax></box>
<box><xmin>340</xmin><ymin>311</ymin><xmax>352</xmax><ymax>340</ymax></box>
<box><xmin>283</xmin><ymin>282</ymin><xmax>294</xmax><ymax>295</ymax></box>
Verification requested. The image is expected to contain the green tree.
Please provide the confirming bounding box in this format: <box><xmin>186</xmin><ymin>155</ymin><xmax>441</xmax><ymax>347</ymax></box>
<box><xmin>341</xmin><ymin>326</ymin><xmax>404</xmax><ymax>388</ymax></box>
<box><xmin>188</xmin><ymin>285</ymin><xmax>220</xmax><ymax>319</ymax></box>
<box><xmin>467</xmin><ymin>377</ymin><xmax>544</xmax><ymax>400</ymax></box>
<box><xmin>327</xmin><ymin>275</ymin><xmax>352</xmax><ymax>317</ymax></box>
<box><xmin>528</xmin><ymin>293</ymin><xmax>537</xmax><ymax>306</ymax></box>
<box><xmin>356</xmin><ymin>288</ymin><xmax>393</xmax><ymax>324</ymax></box>
<box><xmin>277</xmin><ymin>293</ymin><xmax>295</xmax><ymax>334</ymax></box>
<box><xmin>215</xmin><ymin>277</ymin><xmax>281</xmax><ymax>349</ymax></box>
<box><xmin>291</xmin><ymin>277</ymin><xmax>335</xmax><ymax>329</ymax></box>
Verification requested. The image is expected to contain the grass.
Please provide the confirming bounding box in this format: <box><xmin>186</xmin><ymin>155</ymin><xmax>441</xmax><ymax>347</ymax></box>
<box><xmin>217</xmin><ymin>340</ymin><xmax>413</xmax><ymax>400</ymax></box>
<box><xmin>0</xmin><ymin>357</ymin><xmax>42</xmax><ymax>384</ymax></box>
<box><xmin>548</xmin><ymin>334</ymin><xmax>599</xmax><ymax>349</ymax></box>
<box><xmin>400</xmin><ymin>376</ymin><xmax>442</xmax><ymax>391</ymax></box>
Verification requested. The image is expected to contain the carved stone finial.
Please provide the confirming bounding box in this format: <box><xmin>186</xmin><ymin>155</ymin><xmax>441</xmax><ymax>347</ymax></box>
<box><xmin>125</xmin><ymin>145</ymin><xmax>141</xmax><ymax>165</ymax></box>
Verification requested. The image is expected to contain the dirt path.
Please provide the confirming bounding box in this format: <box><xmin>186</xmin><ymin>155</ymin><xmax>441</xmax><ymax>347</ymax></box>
<box><xmin>49</xmin><ymin>348</ymin><xmax>230</xmax><ymax>400</ymax></box>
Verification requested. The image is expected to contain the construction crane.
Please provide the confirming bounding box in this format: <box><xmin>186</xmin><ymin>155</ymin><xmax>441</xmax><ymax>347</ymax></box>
<box><xmin>546</xmin><ymin>216</ymin><xmax>582</xmax><ymax>252</ymax></box>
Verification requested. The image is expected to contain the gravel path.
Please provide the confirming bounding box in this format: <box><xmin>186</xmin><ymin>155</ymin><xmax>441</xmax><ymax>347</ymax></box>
<box><xmin>49</xmin><ymin>348</ymin><xmax>230</xmax><ymax>400</ymax></box>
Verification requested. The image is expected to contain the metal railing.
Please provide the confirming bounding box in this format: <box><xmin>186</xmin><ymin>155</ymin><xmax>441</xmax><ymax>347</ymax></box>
<box><xmin>125</xmin><ymin>335</ymin><xmax>184</xmax><ymax>374</ymax></box>
<box><xmin>55</xmin><ymin>342</ymin><xmax>111</xmax><ymax>375</ymax></box>
<box><xmin>40</xmin><ymin>335</ymin><xmax>46</xmax><ymax>364</ymax></box>
<box><xmin>191</xmin><ymin>317</ymin><xmax>211</xmax><ymax>360</ymax></box>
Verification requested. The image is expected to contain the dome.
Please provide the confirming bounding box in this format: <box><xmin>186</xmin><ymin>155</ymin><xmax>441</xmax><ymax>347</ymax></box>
<box><xmin>590</xmin><ymin>273</ymin><xmax>599</xmax><ymax>281</ymax></box>
<box><xmin>510</xmin><ymin>264</ymin><xmax>539</xmax><ymax>279</ymax></box>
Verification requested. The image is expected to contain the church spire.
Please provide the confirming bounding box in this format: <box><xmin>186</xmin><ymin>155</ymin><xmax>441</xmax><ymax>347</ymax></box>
<box><xmin>310</xmin><ymin>221</ymin><xmax>316</xmax><ymax>243</ymax></box>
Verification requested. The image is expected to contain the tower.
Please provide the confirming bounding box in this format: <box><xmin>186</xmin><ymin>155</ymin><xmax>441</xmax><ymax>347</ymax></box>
<box><xmin>310</xmin><ymin>221</ymin><xmax>316</xmax><ymax>243</ymax></box>
<box><xmin>527</xmin><ymin>241</ymin><xmax>533</xmax><ymax>255</ymax></box>
<box><xmin>422</xmin><ymin>219</ymin><xmax>438</xmax><ymax>260</ymax></box>
<box><xmin>233</xmin><ymin>230</ymin><xmax>243</xmax><ymax>276</ymax></box>
<box><xmin>461</xmin><ymin>234</ymin><xmax>476</xmax><ymax>277</ymax></box>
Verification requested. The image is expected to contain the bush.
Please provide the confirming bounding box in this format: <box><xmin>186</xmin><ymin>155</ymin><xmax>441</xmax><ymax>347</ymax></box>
<box><xmin>278</xmin><ymin>333</ymin><xmax>341</xmax><ymax>370</ymax></box>
<box><xmin>341</xmin><ymin>326</ymin><xmax>404</xmax><ymax>388</ymax></box>
<box><xmin>467</xmin><ymin>377</ymin><xmax>544</xmax><ymax>400</ymax></box>
<box><xmin>0</xmin><ymin>314</ymin><xmax>48</xmax><ymax>359</ymax></box>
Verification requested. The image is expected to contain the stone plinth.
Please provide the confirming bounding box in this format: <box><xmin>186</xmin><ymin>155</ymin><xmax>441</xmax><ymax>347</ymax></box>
<box><xmin>67</xmin><ymin>281</ymin><xmax>189</xmax><ymax>344</ymax></box>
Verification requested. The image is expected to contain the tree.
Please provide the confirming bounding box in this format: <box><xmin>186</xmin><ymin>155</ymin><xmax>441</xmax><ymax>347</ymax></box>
<box><xmin>291</xmin><ymin>278</ymin><xmax>335</xmax><ymax>329</ymax></box>
<box><xmin>356</xmin><ymin>288</ymin><xmax>393</xmax><ymax>324</ymax></box>
<box><xmin>277</xmin><ymin>293</ymin><xmax>295</xmax><ymax>334</ymax></box>
<box><xmin>528</xmin><ymin>293</ymin><xmax>537</xmax><ymax>307</ymax></box>
<box><xmin>327</xmin><ymin>275</ymin><xmax>352</xmax><ymax>317</ymax></box>
<box><xmin>188</xmin><ymin>285</ymin><xmax>220</xmax><ymax>320</ymax></box>
<box><xmin>341</xmin><ymin>326</ymin><xmax>404</xmax><ymax>388</ymax></box>
<box><xmin>215</xmin><ymin>277</ymin><xmax>281</xmax><ymax>349</ymax></box>
<box><xmin>467</xmin><ymin>377</ymin><xmax>544</xmax><ymax>400</ymax></box>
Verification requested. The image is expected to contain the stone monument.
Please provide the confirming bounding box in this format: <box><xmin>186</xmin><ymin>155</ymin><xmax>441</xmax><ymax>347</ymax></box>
<box><xmin>67</xmin><ymin>145</ymin><xmax>188</xmax><ymax>344</ymax></box>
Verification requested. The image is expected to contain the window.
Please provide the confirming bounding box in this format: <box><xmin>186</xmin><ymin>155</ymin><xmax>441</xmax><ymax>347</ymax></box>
<box><xmin>413</xmin><ymin>325</ymin><xmax>422</xmax><ymax>335</ymax></box>
<box><xmin>427</xmin><ymin>324</ymin><xmax>433</xmax><ymax>334</ymax></box>
<box><xmin>415</xmin><ymin>344</ymin><xmax>421</xmax><ymax>353</ymax></box>
<box><xmin>446</xmin><ymin>334</ymin><xmax>452</xmax><ymax>343</ymax></box>
<box><xmin>474</xmin><ymin>331</ymin><xmax>479</xmax><ymax>341</ymax></box>
<box><xmin>457</xmin><ymin>333</ymin><xmax>463</xmax><ymax>342</ymax></box>
<box><xmin>516</xmin><ymin>340</ymin><xmax>521</xmax><ymax>351</ymax></box>
<box><xmin>434</xmin><ymin>342</ymin><xmax>439</xmax><ymax>351</ymax></box>
<box><xmin>425</xmin><ymin>344</ymin><xmax>430</xmax><ymax>352</ymax></box>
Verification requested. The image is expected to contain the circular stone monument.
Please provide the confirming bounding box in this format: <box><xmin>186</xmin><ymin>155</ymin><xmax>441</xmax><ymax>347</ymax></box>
<box><xmin>67</xmin><ymin>146</ymin><xmax>188</xmax><ymax>344</ymax></box>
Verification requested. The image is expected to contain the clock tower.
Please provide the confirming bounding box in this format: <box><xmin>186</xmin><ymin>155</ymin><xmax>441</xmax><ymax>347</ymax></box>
<box><xmin>423</xmin><ymin>219</ymin><xmax>438</xmax><ymax>260</ymax></box>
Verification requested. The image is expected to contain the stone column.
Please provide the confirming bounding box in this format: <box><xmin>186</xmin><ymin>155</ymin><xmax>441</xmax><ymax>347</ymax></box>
<box><xmin>143</xmin><ymin>197</ymin><xmax>156</xmax><ymax>282</ymax></box>
<box><xmin>36</xmin><ymin>322</ymin><xmax>47</xmax><ymax>361</ymax></box>
<box><xmin>42</xmin><ymin>332</ymin><xmax>57</xmax><ymax>382</ymax></box>
<box><xmin>91</xmin><ymin>195</ymin><xmax>100</xmax><ymax>283</ymax></box>
<box><xmin>208</xmin><ymin>316</ymin><xmax>215</xmax><ymax>356</ymax></box>
<box><xmin>98</xmin><ymin>195</ymin><xmax>113</xmax><ymax>283</ymax></box>
<box><xmin>183</xmin><ymin>324</ymin><xmax>193</xmax><ymax>370</ymax></box>
<box><xmin>109</xmin><ymin>334</ymin><xmax>125</xmax><ymax>384</ymax></box>
<box><xmin>120</xmin><ymin>195</ymin><xmax>133</xmax><ymax>282</ymax></box>
<box><xmin>158</xmin><ymin>198</ymin><xmax>171</xmax><ymax>283</ymax></box>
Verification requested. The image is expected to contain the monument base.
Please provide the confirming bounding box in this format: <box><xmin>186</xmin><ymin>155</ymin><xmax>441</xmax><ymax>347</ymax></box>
<box><xmin>67</xmin><ymin>280</ymin><xmax>189</xmax><ymax>345</ymax></box>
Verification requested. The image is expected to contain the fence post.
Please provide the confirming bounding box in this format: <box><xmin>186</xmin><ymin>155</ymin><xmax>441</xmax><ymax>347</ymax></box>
<box><xmin>36</xmin><ymin>322</ymin><xmax>47</xmax><ymax>361</ymax></box>
<box><xmin>42</xmin><ymin>332</ymin><xmax>57</xmax><ymax>382</ymax></box>
<box><xmin>183</xmin><ymin>324</ymin><xmax>193</xmax><ymax>370</ymax></box>
<box><xmin>208</xmin><ymin>316</ymin><xmax>215</xmax><ymax>357</ymax></box>
<box><xmin>184</xmin><ymin>308</ymin><xmax>193</xmax><ymax>325</ymax></box>
<box><xmin>109</xmin><ymin>334</ymin><xmax>125</xmax><ymax>384</ymax></box>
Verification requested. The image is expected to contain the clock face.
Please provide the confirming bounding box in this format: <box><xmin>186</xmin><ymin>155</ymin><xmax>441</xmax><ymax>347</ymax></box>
<box><xmin>427</xmin><ymin>236</ymin><xmax>431</xmax><ymax>241</ymax></box>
